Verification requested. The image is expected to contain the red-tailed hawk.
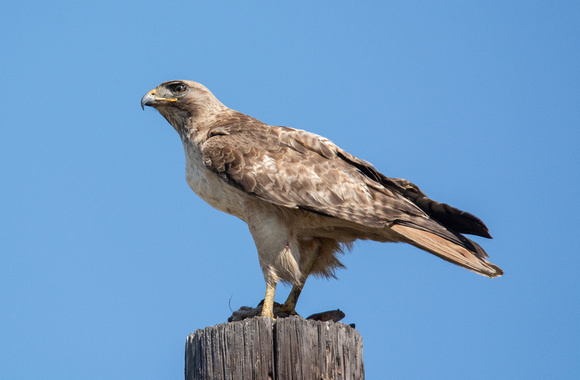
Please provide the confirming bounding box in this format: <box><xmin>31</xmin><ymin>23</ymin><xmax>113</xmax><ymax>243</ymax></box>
<box><xmin>141</xmin><ymin>80</ymin><xmax>502</xmax><ymax>318</ymax></box>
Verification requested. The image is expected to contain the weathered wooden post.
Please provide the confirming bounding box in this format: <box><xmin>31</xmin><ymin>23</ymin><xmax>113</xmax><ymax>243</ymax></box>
<box><xmin>185</xmin><ymin>316</ymin><xmax>364</xmax><ymax>380</ymax></box>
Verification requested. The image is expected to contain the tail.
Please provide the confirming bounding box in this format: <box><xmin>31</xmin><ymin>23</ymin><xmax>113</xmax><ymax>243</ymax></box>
<box><xmin>391</xmin><ymin>223</ymin><xmax>503</xmax><ymax>278</ymax></box>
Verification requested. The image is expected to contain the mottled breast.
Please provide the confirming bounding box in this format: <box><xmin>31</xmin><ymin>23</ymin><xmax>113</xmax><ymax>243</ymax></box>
<box><xmin>182</xmin><ymin>140</ymin><xmax>248</xmax><ymax>220</ymax></box>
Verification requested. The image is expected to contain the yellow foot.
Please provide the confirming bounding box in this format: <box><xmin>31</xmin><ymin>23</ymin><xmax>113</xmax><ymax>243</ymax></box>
<box><xmin>260</xmin><ymin>306</ymin><xmax>275</xmax><ymax>319</ymax></box>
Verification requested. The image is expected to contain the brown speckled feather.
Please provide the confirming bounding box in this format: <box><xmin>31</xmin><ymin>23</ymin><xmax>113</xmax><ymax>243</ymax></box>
<box><xmin>201</xmin><ymin>117</ymin><xmax>428</xmax><ymax>229</ymax></box>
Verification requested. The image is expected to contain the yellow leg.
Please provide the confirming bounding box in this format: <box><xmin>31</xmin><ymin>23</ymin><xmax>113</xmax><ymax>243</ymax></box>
<box><xmin>282</xmin><ymin>282</ymin><xmax>303</xmax><ymax>315</ymax></box>
<box><xmin>261</xmin><ymin>282</ymin><xmax>277</xmax><ymax>318</ymax></box>
<box><xmin>282</xmin><ymin>246</ymin><xmax>320</xmax><ymax>314</ymax></box>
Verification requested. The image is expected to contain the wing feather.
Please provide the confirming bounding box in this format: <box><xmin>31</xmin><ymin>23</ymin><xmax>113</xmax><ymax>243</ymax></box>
<box><xmin>200</xmin><ymin>121</ymin><xmax>426</xmax><ymax>228</ymax></box>
<box><xmin>197</xmin><ymin>113</ymin><xmax>501</xmax><ymax>277</ymax></box>
<box><xmin>200</xmin><ymin>117</ymin><xmax>492</xmax><ymax>252</ymax></box>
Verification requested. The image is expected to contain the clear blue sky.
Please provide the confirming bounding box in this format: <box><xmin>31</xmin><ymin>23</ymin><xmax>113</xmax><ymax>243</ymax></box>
<box><xmin>1</xmin><ymin>2</ymin><xmax>579</xmax><ymax>379</ymax></box>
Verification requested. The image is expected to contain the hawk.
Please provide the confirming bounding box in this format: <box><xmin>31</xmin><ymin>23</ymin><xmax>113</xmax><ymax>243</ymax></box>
<box><xmin>141</xmin><ymin>80</ymin><xmax>502</xmax><ymax>318</ymax></box>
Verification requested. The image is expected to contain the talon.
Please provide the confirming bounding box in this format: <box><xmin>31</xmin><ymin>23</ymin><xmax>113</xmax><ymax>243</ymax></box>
<box><xmin>279</xmin><ymin>303</ymin><xmax>299</xmax><ymax>316</ymax></box>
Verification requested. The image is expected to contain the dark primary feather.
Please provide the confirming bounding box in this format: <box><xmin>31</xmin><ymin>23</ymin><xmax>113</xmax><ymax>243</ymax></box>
<box><xmin>392</xmin><ymin>179</ymin><xmax>492</xmax><ymax>238</ymax></box>
<box><xmin>334</xmin><ymin>152</ymin><xmax>492</xmax><ymax>239</ymax></box>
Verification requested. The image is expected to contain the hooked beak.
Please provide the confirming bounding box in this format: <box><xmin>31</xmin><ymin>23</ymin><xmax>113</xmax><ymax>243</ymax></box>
<box><xmin>141</xmin><ymin>90</ymin><xmax>178</xmax><ymax>110</ymax></box>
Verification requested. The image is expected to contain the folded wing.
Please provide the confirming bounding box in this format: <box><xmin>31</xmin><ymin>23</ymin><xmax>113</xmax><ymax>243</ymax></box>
<box><xmin>200</xmin><ymin>117</ymin><xmax>502</xmax><ymax>277</ymax></box>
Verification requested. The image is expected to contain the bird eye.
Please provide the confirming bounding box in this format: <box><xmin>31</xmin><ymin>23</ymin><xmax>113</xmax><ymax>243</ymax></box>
<box><xmin>170</xmin><ymin>83</ymin><xmax>187</xmax><ymax>94</ymax></box>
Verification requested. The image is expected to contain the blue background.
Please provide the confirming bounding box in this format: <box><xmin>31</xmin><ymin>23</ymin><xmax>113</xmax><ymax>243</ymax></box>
<box><xmin>2</xmin><ymin>2</ymin><xmax>578</xmax><ymax>379</ymax></box>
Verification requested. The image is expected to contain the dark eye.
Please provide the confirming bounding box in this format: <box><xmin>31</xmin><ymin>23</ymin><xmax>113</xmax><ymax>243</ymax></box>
<box><xmin>171</xmin><ymin>83</ymin><xmax>187</xmax><ymax>94</ymax></box>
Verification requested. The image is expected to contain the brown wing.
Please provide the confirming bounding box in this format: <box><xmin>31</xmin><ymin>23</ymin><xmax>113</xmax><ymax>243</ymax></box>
<box><xmin>200</xmin><ymin>121</ymin><xmax>428</xmax><ymax>228</ymax></box>
<box><xmin>200</xmin><ymin>117</ymin><xmax>501</xmax><ymax>278</ymax></box>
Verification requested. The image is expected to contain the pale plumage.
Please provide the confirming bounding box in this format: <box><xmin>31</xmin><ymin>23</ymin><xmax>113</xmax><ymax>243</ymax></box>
<box><xmin>141</xmin><ymin>80</ymin><xmax>502</xmax><ymax>318</ymax></box>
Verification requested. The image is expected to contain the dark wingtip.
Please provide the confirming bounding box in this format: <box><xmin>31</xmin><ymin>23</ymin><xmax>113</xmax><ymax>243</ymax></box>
<box><xmin>480</xmin><ymin>229</ymin><xmax>493</xmax><ymax>239</ymax></box>
<box><xmin>408</xmin><ymin>195</ymin><xmax>493</xmax><ymax>238</ymax></box>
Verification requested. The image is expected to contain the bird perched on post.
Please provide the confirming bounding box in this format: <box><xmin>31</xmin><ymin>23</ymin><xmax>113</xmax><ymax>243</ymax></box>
<box><xmin>141</xmin><ymin>80</ymin><xmax>502</xmax><ymax>319</ymax></box>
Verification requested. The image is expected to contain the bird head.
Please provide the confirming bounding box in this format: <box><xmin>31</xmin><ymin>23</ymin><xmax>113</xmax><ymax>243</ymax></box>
<box><xmin>141</xmin><ymin>80</ymin><xmax>226</xmax><ymax>133</ymax></box>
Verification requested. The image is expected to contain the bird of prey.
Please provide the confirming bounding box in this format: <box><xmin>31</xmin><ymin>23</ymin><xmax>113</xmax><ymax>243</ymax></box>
<box><xmin>141</xmin><ymin>80</ymin><xmax>502</xmax><ymax>319</ymax></box>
